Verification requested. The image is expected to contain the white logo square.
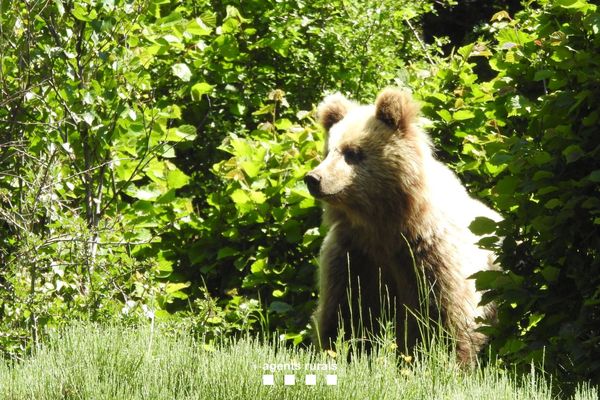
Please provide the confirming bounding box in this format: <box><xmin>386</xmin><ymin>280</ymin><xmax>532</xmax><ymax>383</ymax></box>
<box><xmin>305</xmin><ymin>374</ymin><xmax>317</xmax><ymax>385</ymax></box>
<box><xmin>262</xmin><ymin>374</ymin><xmax>274</xmax><ymax>385</ymax></box>
<box><xmin>326</xmin><ymin>374</ymin><xmax>337</xmax><ymax>385</ymax></box>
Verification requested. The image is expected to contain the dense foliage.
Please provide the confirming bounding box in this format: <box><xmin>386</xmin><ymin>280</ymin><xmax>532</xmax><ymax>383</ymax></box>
<box><xmin>1</xmin><ymin>0</ymin><xmax>599</xmax><ymax>388</ymax></box>
<box><xmin>466</xmin><ymin>0</ymin><xmax>600</xmax><ymax>384</ymax></box>
<box><xmin>410</xmin><ymin>0</ymin><xmax>600</xmax><ymax>384</ymax></box>
<box><xmin>0</xmin><ymin>0</ymin><xmax>198</xmax><ymax>355</ymax></box>
<box><xmin>0</xmin><ymin>0</ymin><xmax>450</xmax><ymax>353</ymax></box>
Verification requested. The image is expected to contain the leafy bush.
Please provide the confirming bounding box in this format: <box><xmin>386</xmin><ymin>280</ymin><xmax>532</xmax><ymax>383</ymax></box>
<box><xmin>1</xmin><ymin>0</ymin><xmax>448</xmax><ymax>353</ymax></box>
<box><xmin>163</xmin><ymin>0</ymin><xmax>450</xmax><ymax>344</ymax></box>
<box><xmin>408</xmin><ymin>0</ymin><xmax>600</xmax><ymax>385</ymax></box>
<box><xmin>0</xmin><ymin>0</ymin><xmax>197</xmax><ymax>356</ymax></box>
<box><xmin>4</xmin><ymin>0</ymin><xmax>599</xmax><ymax>387</ymax></box>
<box><xmin>205</xmin><ymin>93</ymin><xmax>323</xmax><ymax>343</ymax></box>
<box><xmin>476</xmin><ymin>0</ymin><xmax>600</xmax><ymax>384</ymax></box>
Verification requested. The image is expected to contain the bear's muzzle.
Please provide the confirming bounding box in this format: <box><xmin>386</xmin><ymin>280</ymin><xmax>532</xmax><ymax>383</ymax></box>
<box><xmin>304</xmin><ymin>172</ymin><xmax>322</xmax><ymax>197</ymax></box>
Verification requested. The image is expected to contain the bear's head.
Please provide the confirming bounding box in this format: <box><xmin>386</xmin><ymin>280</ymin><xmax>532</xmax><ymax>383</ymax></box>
<box><xmin>305</xmin><ymin>88</ymin><xmax>426</xmax><ymax>218</ymax></box>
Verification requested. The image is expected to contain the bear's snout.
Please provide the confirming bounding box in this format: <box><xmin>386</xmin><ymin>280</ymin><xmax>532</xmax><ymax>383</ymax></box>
<box><xmin>304</xmin><ymin>172</ymin><xmax>322</xmax><ymax>197</ymax></box>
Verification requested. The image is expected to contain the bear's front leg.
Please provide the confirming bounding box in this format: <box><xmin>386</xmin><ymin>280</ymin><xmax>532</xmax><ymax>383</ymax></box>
<box><xmin>313</xmin><ymin>229</ymin><xmax>352</xmax><ymax>350</ymax></box>
<box><xmin>314</xmin><ymin>227</ymin><xmax>373</xmax><ymax>350</ymax></box>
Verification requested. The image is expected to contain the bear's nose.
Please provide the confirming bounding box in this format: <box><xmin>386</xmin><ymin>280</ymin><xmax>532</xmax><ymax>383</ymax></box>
<box><xmin>304</xmin><ymin>172</ymin><xmax>322</xmax><ymax>197</ymax></box>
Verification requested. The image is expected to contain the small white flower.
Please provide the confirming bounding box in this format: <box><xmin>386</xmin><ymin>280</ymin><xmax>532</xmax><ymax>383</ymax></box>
<box><xmin>141</xmin><ymin>304</ymin><xmax>155</xmax><ymax>319</ymax></box>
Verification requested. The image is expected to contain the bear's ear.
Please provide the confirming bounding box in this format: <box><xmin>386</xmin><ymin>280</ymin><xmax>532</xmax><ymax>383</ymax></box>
<box><xmin>317</xmin><ymin>93</ymin><xmax>353</xmax><ymax>131</ymax></box>
<box><xmin>375</xmin><ymin>88</ymin><xmax>419</xmax><ymax>133</ymax></box>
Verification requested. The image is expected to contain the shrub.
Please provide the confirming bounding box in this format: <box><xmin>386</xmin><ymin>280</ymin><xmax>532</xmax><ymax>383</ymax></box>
<box><xmin>411</xmin><ymin>0</ymin><xmax>600</xmax><ymax>384</ymax></box>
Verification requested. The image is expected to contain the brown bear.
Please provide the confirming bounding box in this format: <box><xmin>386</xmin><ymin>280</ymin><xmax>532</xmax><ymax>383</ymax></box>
<box><xmin>305</xmin><ymin>88</ymin><xmax>501</xmax><ymax>364</ymax></box>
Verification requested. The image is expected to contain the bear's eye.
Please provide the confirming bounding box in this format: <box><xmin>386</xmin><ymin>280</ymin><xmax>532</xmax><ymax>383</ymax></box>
<box><xmin>342</xmin><ymin>147</ymin><xmax>364</xmax><ymax>165</ymax></box>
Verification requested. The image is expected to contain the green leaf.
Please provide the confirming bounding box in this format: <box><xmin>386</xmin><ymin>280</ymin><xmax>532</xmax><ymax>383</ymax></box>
<box><xmin>146</xmin><ymin>159</ymin><xmax>166</xmax><ymax>183</ymax></box>
<box><xmin>241</xmin><ymin>161</ymin><xmax>261</xmax><ymax>178</ymax></box>
<box><xmin>490</xmin><ymin>10</ymin><xmax>511</xmax><ymax>22</ymax></box>
<box><xmin>126</xmin><ymin>184</ymin><xmax>164</xmax><ymax>201</ymax></box>
<box><xmin>500</xmin><ymin>339</ymin><xmax>526</xmax><ymax>355</ymax></box>
<box><xmin>556</xmin><ymin>0</ymin><xmax>588</xmax><ymax>9</ymax></box>
<box><xmin>191</xmin><ymin>82</ymin><xmax>214</xmax><ymax>101</ymax></box>
<box><xmin>72</xmin><ymin>3</ymin><xmax>97</xmax><ymax>21</ymax></box>
<box><xmin>221</xmin><ymin>18</ymin><xmax>240</xmax><ymax>34</ymax></box>
<box><xmin>166</xmin><ymin>282</ymin><xmax>190</xmax><ymax>294</ymax></box>
<box><xmin>230</xmin><ymin>102</ymin><xmax>247</xmax><ymax>116</ymax></box>
<box><xmin>533</xmin><ymin>70</ymin><xmax>553</xmax><ymax>81</ymax></box>
<box><xmin>532</xmin><ymin>151</ymin><xmax>552</xmax><ymax>165</ymax></box>
<box><xmin>54</xmin><ymin>0</ymin><xmax>65</xmax><ymax>16</ymax></box>
<box><xmin>497</xmin><ymin>28</ymin><xmax>531</xmax><ymax>48</ymax></box>
<box><xmin>166</xmin><ymin>169</ymin><xmax>190</xmax><ymax>189</ymax></box>
<box><xmin>230</xmin><ymin>138</ymin><xmax>254</xmax><ymax>158</ymax></box>
<box><xmin>469</xmin><ymin>216</ymin><xmax>498</xmax><ymax>235</ymax></box>
<box><xmin>582</xmin><ymin>197</ymin><xmax>600</xmax><ymax>209</ymax></box>
<box><xmin>156</xmin><ymin>257</ymin><xmax>174</xmax><ymax>272</ymax></box>
<box><xmin>538</xmin><ymin>186</ymin><xmax>558</xmax><ymax>195</ymax></box>
<box><xmin>165</xmin><ymin>125</ymin><xmax>197</xmax><ymax>142</ymax></box>
<box><xmin>249</xmin><ymin>190</ymin><xmax>266</xmax><ymax>204</ymax></box>
<box><xmin>217</xmin><ymin>247</ymin><xmax>237</xmax><ymax>259</ymax></box>
<box><xmin>172</xmin><ymin>63</ymin><xmax>192</xmax><ymax>82</ymax></box>
<box><xmin>252</xmin><ymin>104</ymin><xmax>275</xmax><ymax>116</ymax></box>
<box><xmin>471</xmin><ymin>270</ymin><xmax>503</xmax><ymax>290</ymax></box>
<box><xmin>526</xmin><ymin>313</ymin><xmax>545</xmax><ymax>331</ymax></box>
<box><xmin>494</xmin><ymin>176</ymin><xmax>519</xmax><ymax>194</ymax></box>
<box><xmin>231</xmin><ymin>189</ymin><xmax>250</xmax><ymax>205</ymax></box>
<box><xmin>458</xmin><ymin>43</ymin><xmax>474</xmax><ymax>60</ymax></box>
<box><xmin>268</xmin><ymin>38</ymin><xmax>290</xmax><ymax>57</ymax></box>
<box><xmin>583</xmin><ymin>111</ymin><xmax>598</xmax><ymax>127</ymax></box>
<box><xmin>275</xmin><ymin>118</ymin><xmax>293</xmax><ymax>130</ymax></box>
<box><xmin>160</xmin><ymin>104</ymin><xmax>182</xmax><ymax>119</ymax></box>
<box><xmin>544</xmin><ymin>198</ymin><xmax>563</xmax><ymax>209</ymax></box>
<box><xmin>269</xmin><ymin>301</ymin><xmax>292</xmax><ymax>314</ymax></box>
<box><xmin>186</xmin><ymin>17</ymin><xmax>212</xmax><ymax>36</ymax></box>
<box><xmin>541</xmin><ymin>266</ymin><xmax>560</xmax><ymax>282</ymax></box>
<box><xmin>250</xmin><ymin>258</ymin><xmax>266</xmax><ymax>273</ymax></box>
<box><xmin>436</xmin><ymin>109</ymin><xmax>452</xmax><ymax>123</ymax></box>
<box><xmin>225</xmin><ymin>5</ymin><xmax>250</xmax><ymax>22</ymax></box>
<box><xmin>477</xmin><ymin>236</ymin><xmax>500</xmax><ymax>249</ymax></box>
<box><xmin>562</xmin><ymin>144</ymin><xmax>584</xmax><ymax>163</ymax></box>
<box><xmin>214</xmin><ymin>35</ymin><xmax>240</xmax><ymax>59</ymax></box>
<box><xmin>532</xmin><ymin>171</ymin><xmax>553</xmax><ymax>181</ymax></box>
<box><xmin>453</xmin><ymin>109</ymin><xmax>475</xmax><ymax>120</ymax></box>
<box><xmin>206</xmin><ymin>316</ymin><xmax>222</xmax><ymax>324</ymax></box>
<box><xmin>587</xmin><ymin>170</ymin><xmax>600</xmax><ymax>182</ymax></box>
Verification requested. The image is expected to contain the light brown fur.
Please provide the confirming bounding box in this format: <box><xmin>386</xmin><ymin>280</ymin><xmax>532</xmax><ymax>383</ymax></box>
<box><xmin>307</xmin><ymin>89</ymin><xmax>501</xmax><ymax>364</ymax></box>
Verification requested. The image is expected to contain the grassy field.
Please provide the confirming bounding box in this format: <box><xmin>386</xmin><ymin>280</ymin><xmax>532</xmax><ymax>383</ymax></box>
<box><xmin>0</xmin><ymin>324</ymin><xmax>596</xmax><ymax>400</ymax></box>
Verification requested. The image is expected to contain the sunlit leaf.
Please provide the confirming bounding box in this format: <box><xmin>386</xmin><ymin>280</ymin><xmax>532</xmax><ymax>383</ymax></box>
<box><xmin>172</xmin><ymin>63</ymin><xmax>192</xmax><ymax>82</ymax></box>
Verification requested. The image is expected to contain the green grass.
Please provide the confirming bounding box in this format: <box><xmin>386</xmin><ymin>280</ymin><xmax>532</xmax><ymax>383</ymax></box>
<box><xmin>0</xmin><ymin>324</ymin><xmax>596</xmax><ymax>400</ymax></box>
